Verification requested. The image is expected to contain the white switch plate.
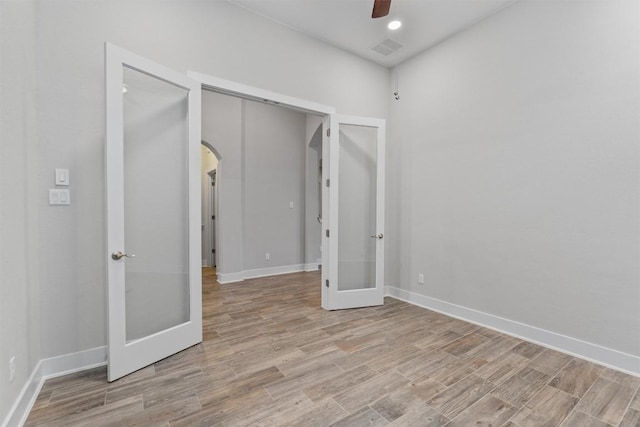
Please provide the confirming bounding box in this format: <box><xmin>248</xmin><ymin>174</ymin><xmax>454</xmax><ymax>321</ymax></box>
<box><xmin>289</xmin><ymin>201</ymin><xmax>294</xmax><ymax>209</ymax></box>
<box><xmin>265</xmin><ymin>253</ymin><xmax>270</xmax><ymax>261</ymax></box>
<box><xmin>55</xmin><ymin>168</ymin><xmax>69</xmax><ymax>186</ymax></box>
<box><xmin>49</xmin><ymin>189</ymin><xmax>70</xmax><ymax>205</ymax></box>
<box><xmin>417</xmin><ymin>273</ymin><xmax>424</xmax><ymax>284</ymax></box>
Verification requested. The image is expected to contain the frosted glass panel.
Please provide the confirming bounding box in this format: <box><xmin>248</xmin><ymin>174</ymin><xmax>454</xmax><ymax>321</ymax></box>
<box><xmin>123</xmin><ymin>66</ymin><xmax>190</xmax><ymax>342</ymax></box>
<box><xmin>337</xmin><ymin>124</ymin><xmax>377</xmax><ymax>291</ymax></box>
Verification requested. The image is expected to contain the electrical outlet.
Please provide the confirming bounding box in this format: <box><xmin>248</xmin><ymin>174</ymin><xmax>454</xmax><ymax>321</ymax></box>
<box><xmin>417</xmin><ymin>273</ymin><xmax>424</xmax><ymax>284</ymax></box>
<box><xmin>265</xmin><ymin>253</ymin><xmax>270</xmax><ymax>261</ymax></box>
<box><xmin>9</xmin><ymin>356</ymin><xmax>15</xmax><ymax>383</ymax></box>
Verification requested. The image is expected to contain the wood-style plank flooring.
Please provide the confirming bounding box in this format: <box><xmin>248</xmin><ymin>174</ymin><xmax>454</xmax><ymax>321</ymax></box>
<box><xmin>25</xmin><ymin>268</ymin><xmax>640</xmax><ymax>426</ymax></box>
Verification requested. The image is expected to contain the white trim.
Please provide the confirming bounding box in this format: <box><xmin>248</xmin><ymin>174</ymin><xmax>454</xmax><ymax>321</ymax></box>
<box><xmin>304</xmin><ymin>263</ymin><xmax>320</xmax><ymax>272</ymax></box>
<box><xmin>243</xmin><ymin>264</ymin><xmax>305</xmax><ymax>280</ymax></box>
<box><xmin>216</xmin><ymin>265</ymin><xmax>307</xmax><ymax>284</ymax></box>
<box><xmin>216</xmin><ymin>271</ymin><xmax>245</xmax><ymax>284</ymax></box>
<box><xmin>2</xmin><ymin>347</ymin><xmax>107</xmax><ymax>427</ymax></box>
<box><xmin>186</xmin><ymin>71</ymin><xmax>336</xmax><ymax>116</ymax></box>
<box><xmin>385</xmin><ymin>286</ymin><xmax>640</xmax><ymax>377</ymax></box>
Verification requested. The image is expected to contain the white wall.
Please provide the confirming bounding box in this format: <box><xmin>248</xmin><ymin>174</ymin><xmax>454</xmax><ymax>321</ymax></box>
<box><xmin>32</xmin><ymin>0</ymin><xmax>388</xmax><ymax>361</ymax></box>
<box><xmin>389</xmin><ymin>0</ymin><xmax>640</xmax><ymax>359</ymax></box>
<box><xmin>0</xmin><ymin>0</ymin><xmax>41</xmax><ymax>422</ymax></box>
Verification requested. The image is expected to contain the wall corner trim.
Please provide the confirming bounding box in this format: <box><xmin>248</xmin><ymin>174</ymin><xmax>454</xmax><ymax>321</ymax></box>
<box><xmin>384</xmin><ymin>285</ymin><xmax>640</xmax><ymax>377</ymax></box>
<box><xmin>2</xmin><ymin>346</ymin><xmax>107</xmax><ymax>427</ymax></box>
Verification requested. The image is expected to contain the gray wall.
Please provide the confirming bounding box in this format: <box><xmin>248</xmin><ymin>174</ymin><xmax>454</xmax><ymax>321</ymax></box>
<box><xmin>243</xmin><ymin>101</ymin><xmax>307</xmax><ymax>271</ymax></box>
<box><xmin>202</xmin><ymin>91</ymin><xmax>244</xmax><ymax>277</ymax></box>
<box><xmin>388</xmin><ymin>0</ymin><xmax>640</xmax><ymax>357</ymax></box>
<box><xmin>202</xmin><ymin>93</ymin><xmax>308</xmax><ymax>276</ymax></box>
<box><xmin>0</xmin><ymin>0</ymin><xmax>41</xmax><ymax>420</ymax></box>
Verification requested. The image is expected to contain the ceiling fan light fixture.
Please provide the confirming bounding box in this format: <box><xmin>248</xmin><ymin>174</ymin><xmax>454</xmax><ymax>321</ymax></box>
<box><xmin>388</xmin><ymin>20</ymin><xmax>402</xmax><ymax>30</ymax></box>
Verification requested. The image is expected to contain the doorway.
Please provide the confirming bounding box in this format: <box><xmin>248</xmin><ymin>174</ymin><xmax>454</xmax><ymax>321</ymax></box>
<box><xmin>200</xmin><ymin>143</ymin><xmax>219</xmax><ymax>269</ymax></box>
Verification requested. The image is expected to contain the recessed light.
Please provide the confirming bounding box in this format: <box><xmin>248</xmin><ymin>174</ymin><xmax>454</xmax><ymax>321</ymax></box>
<box><xmin>388</xmin><ymin>20</ymin><xmax>402</xmax><ymax>30</ymax></box>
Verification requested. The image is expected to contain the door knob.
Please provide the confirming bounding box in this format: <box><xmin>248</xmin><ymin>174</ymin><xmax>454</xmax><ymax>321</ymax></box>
<box><xmin>111</xmin><ymin>251</ymin><xmax>135</xmax><ymax>261</ymax></box>
<box><xmin>370</xmin><ymin>234</ymin><xmax>384</xmax><ymax>239</ymax></box>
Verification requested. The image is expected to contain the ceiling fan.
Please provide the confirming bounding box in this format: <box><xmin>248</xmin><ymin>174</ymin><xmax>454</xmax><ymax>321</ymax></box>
<box><xmin>371</xmin><ymin>0</ymin><xmax>392</xmax><ymax>18</ymax></box>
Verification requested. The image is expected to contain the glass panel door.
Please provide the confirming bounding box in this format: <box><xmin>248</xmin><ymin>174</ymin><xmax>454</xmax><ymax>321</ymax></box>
<box><xmin>122</xmin><ymin>66</ymin><xmax>190</xmax><ymax>341</ymax></box>
<box><xmin>337</xmin><ymin>124</ymin><xmax>378</xmax><ymax>291</ymax></box>
<box><xmin>323</xmin><ymin>115</ymin><xmax>385</xmax><ymax>310</ymax></box>
<box><xmin>106</xmin><ymin>43</ymin><xmax>202</xmax><ymax>381</ymax></box>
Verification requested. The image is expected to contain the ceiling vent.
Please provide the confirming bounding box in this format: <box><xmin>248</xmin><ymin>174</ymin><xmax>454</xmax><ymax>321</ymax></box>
<box><xmin>371</xmin><ymin>38</ymin><xmax>403</xmax><ymax>56</ymax></box>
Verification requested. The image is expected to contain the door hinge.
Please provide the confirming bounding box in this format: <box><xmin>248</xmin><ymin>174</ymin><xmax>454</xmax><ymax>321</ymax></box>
<box><xmin>212</xmin><ymin>215</ymin><xmax>215</xmax><ymax>220</ymax></box>
<box><xmin>326</xmin><ymin>128</ymin><xmax>331</xmax><ymax>137</ymax></box>
<box><xmin>326</xmin><ymin>179</ymin><xmax>330</xmax><ymax>187</ymax></box>
<box><xmin>212</xmin><ymin>249</ymin><xmax>215</xmax><ymax>254</ymax></box>
<box><xmin>326</xmin><ymin>229</ymin><xmax>330</xmax><ymax>238</ymax></box>
<box><xmin>325</xmin><ymin>280</ymin><xmax>329</xmax><ymax>288</ymax></box>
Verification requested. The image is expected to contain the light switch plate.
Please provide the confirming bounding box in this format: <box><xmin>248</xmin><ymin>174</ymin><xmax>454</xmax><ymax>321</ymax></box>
<box><xmin>55</xmin><ymin>168</ymin><xmax>69</xmax><ymax>186</ymax></box>
<box><xmin>49</xmin><ymin>189</ymin><xmax>70</xmax><ymax>205</ymax></box>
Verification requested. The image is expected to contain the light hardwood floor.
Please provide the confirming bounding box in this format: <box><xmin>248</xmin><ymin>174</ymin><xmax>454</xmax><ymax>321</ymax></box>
<box><xmin>25</xmin><ymin>268</ymin><xmax>640</xmax><ymax>426</ymax></box>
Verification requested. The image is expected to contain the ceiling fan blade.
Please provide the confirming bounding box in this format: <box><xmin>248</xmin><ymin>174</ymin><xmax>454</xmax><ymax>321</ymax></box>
<box><xmin>372</xmin><ymin>0</ymin><xmax>391</xmax><ymax>18</ymax></box>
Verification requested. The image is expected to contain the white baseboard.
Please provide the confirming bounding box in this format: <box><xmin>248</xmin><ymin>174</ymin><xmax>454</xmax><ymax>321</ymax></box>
<box><xmin>385</xmin><ymin>286</ymin><xmax>640</xmax><ymax>377</ymax></box>
<box><xmin>2</xmin><ymin>346</ymin><xmax>107</xmax><ymax>427</ymax></box>
<box><xmin>217</xmin><ymin>271</ymin><xmax>244</xmax><ymax>284</ymax></box>
<box><xmin>304</xmin><ymin>263</ymin><xmax>320</xmax><ymax>272</ymax></box>
<box><xmin>243</xmin><ymin>264</ymin><xmax>304</xmax><ymax>280</ymax></box>
<box><xmin>217</xmin><ymin>264</ymin><xmax>306</xmax><ymax>284</ymax></box>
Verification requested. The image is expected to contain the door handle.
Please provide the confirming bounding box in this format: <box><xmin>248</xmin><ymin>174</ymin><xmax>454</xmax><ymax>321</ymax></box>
<box><xmin>370</xmin><ymin>234</ymin><xmax>384</xmax><ymax>239</ymax></box>
<box><xmin>111</xmin><ymin>251</ymin><xmax>135</xmax><ymax>261</ymax></box>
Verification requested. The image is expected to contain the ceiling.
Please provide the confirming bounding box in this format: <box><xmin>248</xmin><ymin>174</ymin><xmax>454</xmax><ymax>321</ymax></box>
<box><xmin>225</xmin><ymin>0</ymin><xmax>517</xmax><ymax>68</ymax></box>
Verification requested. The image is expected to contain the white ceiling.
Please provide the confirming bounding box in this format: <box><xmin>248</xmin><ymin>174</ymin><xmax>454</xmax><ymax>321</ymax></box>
<box><xmin>225</xmin><ymin>0</ymin><xmax>517</xmax><ymax>68</ymax></box>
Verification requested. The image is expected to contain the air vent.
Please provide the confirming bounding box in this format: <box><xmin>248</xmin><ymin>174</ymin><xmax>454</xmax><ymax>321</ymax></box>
<box><xmin>371</xmin><ymin>38</ymin><xmax>403</xmax><ymax>56</ymax></box>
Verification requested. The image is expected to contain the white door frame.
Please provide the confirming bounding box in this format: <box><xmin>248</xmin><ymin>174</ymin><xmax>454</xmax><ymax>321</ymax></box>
<box><xmin>106</xmin><ymin>43</ymin><xmax>202</xmax><ymax>381</ymax></box>
<box><xmin>187</xmin><ymin>71</ymin><xmax>336</xmax><ymax>295</ymax></box>
<box><xmin>208</xmin><ymin>169</ymin><xmax>217</xmax><ymax>267</ymax></box>
<box><xmin>186</xmin><ymin>72</ymin><xmax>385</xmax><ymax>311</ymax></box>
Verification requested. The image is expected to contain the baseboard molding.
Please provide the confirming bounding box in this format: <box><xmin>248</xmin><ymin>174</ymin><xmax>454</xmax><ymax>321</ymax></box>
<box><xmin>2</xmin><ymin>346</ymin><xmax>107</xmax><ymax>427</ymax></box>
<box><xmin>217</xmin><ymin>264</ymin><xmax>306</xmax><ymax>284</ymax></box>
<box><xmin>243</xmin><ymin>264</ymin><xmax>304</xmax><ymax>280</ymax></box>
<box><xmin>385</xmin><ymin>286</ymin><xmax>640</xmax><ymax>377</ymax></box>
<box><xmin>216</xmin><ymin>271</ymin><xmax>244</xmax><ymax>284</ymax></box>
<box><xmin>304</xmin><ymin>263</ymin><xmax>320</xmax><ymax>272</ymax></box>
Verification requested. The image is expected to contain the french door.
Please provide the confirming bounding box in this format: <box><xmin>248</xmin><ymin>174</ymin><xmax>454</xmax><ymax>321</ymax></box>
<box><xmin>105</xmin><ymin>43</ymin><xmax>202</xmax><ymax>381</ymax></box>
<box><xmin>322</xmin><ymin>114</ymin><xmax>386</xmax><ymax>310</ymax></box>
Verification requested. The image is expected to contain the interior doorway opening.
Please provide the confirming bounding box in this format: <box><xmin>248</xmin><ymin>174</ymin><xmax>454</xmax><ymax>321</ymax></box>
<box><xmin>201</xmin><ymin>142</ymin><xmax>220</xmax><ymax>269</ymax></box>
